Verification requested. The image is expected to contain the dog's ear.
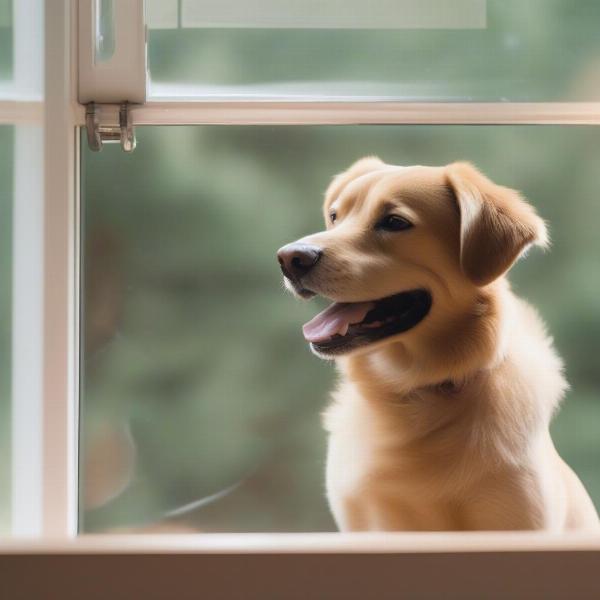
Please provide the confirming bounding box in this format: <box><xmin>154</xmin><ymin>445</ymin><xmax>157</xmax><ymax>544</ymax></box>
<box><xmin>445</xmin><ymin>162</ymin><xmax>548</xmax><ymax>286</ymax></box>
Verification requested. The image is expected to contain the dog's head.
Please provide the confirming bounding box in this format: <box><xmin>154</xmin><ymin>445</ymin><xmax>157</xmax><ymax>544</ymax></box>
<box><xmin>278</xmin><ymin>157</ymin><xmax>547</xmax><ymax>359</ymax></box>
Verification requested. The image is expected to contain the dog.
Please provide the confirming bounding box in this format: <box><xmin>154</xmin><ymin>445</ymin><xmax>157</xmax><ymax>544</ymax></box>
<box><xmin>277</xmin><ymin>157</ymin><xmax>599</xmax><ymax>531</ymax></box>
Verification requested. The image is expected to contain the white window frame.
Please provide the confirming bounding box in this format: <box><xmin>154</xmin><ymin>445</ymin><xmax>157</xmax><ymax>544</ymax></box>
<box><xmin>1</xmin><ymin>0</ymin><xmax>600</xmax><ymax>595</ymax></box>
<box><xmin>1</xmin><ymin>0</ymin><xmax>46</xmax><ymax>538</ymax></box>
<box><xmin>41</xmin><ymin>0</ymin><xmax>81</xmax><ymax>538</ymax></box>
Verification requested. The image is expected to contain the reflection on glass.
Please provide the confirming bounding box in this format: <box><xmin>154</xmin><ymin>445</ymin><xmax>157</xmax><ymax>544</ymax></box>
<box><xmin>0</xmin><ymin>125</ymin><xmax>14</xmax><ymax>534</ymax></box>
<box><xmin>81</xmin><ymin>125</ymin><xmax>600</xmax><ymax>533</ymax></box>
<box><xmin>94</xmin><ymin>0</ymin><xmax>115</xmax><ymax>64</ymax></box>
<box><xmin>147</xmin><ymin>0</ymin><xmax>600</xmax><ymax>101</ymax></box>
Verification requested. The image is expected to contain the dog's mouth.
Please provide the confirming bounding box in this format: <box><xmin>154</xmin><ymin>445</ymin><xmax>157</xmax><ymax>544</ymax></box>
<box><xmin>302</xmin><ymin>289</ymin><xmax>432</xmax><ymax>357</ymax></box>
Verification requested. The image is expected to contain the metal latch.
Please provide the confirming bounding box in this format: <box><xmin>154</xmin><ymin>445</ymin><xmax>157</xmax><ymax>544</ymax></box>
<box><xmin>85</xmin><ymin>102</ymin><xmax>136</xmax><ymax>153</ymax></box>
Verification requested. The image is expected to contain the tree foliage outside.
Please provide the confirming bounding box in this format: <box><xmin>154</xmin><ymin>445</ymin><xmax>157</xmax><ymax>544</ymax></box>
<box><xmin>0</xmin><ymin>126</ymin><xmax>13</xmax><ymax>533</ymax></box>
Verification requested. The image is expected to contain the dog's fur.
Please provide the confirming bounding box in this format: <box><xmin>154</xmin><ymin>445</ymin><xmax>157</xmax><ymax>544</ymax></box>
<box><xmin>283</xmin><ymin>157</ymin><xmax>598</xmax><ymax>531</ymax></box>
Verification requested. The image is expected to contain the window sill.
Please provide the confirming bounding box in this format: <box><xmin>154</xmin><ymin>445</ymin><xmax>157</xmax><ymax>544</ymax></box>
<box><xmin>1</xmin><ymin>532</ymin><xmax>599</xmax><ymax>599</ymax></box>
<box><xmin>2</xmin><ymin>530</ymin><xmax>600</xmax><ymax>554</ymax></box>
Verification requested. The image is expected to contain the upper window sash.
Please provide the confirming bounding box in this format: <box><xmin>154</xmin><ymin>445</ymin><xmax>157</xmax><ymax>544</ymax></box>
<box><xmin>76</xmin><ymin>0</ymin><xmax>600</xmax><ymax>130</ymax></box>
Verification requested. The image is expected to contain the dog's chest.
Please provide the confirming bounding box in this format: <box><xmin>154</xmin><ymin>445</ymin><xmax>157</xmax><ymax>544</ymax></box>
<box><xmin>323</xmin><ymin>384</ymin><xmax>478</xmax><ymax>530</ymax></box>
<box><xmin>326</xmin><ymin>423</ymin><xmax>375</xmax><ymax>500</ymax></box>
<box><xmin>324</xmin><ymin>395</ymin><xmax>415</xmax><ymax>528</ymax></box>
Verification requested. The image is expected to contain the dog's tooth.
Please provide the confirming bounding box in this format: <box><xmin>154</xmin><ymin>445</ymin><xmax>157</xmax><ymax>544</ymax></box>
<box><xmin>339</xmin><ymin>322</ymin><xmax>349</xmax><ymax>337</ymax></box>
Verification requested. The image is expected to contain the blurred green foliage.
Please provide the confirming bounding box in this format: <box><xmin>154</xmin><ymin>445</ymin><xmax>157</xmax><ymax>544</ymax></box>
<box><xmin>0</xmin><ymin>126</ymin><xmax>13</xmax><ymax>533</ymax></box>
<box><xmin>0</xmin><ymin>0</ymin><xmax>13</xmax><ymax>535</ymax></box>
<box><xmin>149</xmin><ymin>0</ymin><xmax>600</xmax><ymax>101</ymax></box>
<box><xmin>0</xmin><ymin>0</ymin><xmax>12</xmax><ymax>82</ymax></box>
<box><xmin>82</xmin><ymin>125</ymin><xmax>600</xmax><ymax>532</ymax></box>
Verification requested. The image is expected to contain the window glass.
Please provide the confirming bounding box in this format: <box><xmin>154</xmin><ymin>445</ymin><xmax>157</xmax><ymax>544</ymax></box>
<box><xmin>0</xmin><ymin>0</ymin><xmax>14</xmax><ymax>536</ymax></box>
<box><xmin>0</xmin><ymin>125</ymin><xmax>13</xmax><ymax>534</ymax></box>
<box><xmin>147</xmin><ymin>0</ymin><xmax>600</xmax><ymax>101</ymax></box>
<box><xmin>0</xmin><ymin>0</ymin><xmax>11</xmax><ymax>83</ymax></box>
<box><xmin>81</xmin><ymin>124</ymin><xmax>600</xmax><ymax>533</ymax></box>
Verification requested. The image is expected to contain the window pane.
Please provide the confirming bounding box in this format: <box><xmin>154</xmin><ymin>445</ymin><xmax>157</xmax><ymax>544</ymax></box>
<box><xmin>80</xmin><ymin>125</ymin><xmax>600</xmax><ymax>533</ymax></box>
<box><xmin>147</xmin><ymin>0</ymin><xmax>600</xmax><ymax>101</ymax></box>
<box><xmin>0</xmin><ymin>125</ymin><xmax>13</xmax><ymax>534</ymax></box>
<box><xmin>0</xmin><ymin>0</ymin><xmax>11</xmax><ymax>83</ymax></box>
<box><xmin>0</xmin><ymin>0</ymin><xmax>42</xmax><ymax>101</ymax></box>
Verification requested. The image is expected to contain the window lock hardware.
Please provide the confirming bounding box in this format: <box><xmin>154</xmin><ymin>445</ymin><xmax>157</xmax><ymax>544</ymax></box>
<box><xmin>85</xmin><ymin>102</ymin><xmax>136</xmax><ymax>153</ymax></box>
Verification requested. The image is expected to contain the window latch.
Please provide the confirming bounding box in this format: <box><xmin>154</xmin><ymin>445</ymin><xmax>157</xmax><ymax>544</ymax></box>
<box><xmin>85</xmin><ymin>102</ymin><xmax>136</xmax><ymax>153</ymax></box>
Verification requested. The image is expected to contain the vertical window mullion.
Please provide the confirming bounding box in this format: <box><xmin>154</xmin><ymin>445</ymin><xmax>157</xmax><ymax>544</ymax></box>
<box><xmin>41</xmin><ymin>0</ymin><xmax>79</xmax><ymax>538</ymax></box>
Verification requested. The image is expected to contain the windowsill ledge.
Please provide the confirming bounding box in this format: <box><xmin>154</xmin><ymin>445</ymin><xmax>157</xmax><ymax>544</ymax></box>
<box><xmin>2</xmin><ymin>530</ymin><xmax>600</xmax><ymax>554</ymax></box>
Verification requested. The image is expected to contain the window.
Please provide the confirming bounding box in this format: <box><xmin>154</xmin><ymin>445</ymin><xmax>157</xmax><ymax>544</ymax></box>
<box><xmin>0</xmin><ymin>1</ymin><xmax>12</xmax><ymax>83</ymax></box>
<box><xmin>0</xmin><ymin>124</ymin><xmax>12</xmax><ymax>534</ymax></box>
<box><xmin>147</xmin><ymin>0</ymin><xmax>600</xmax><ymax>102</ymax></box>
<box><xmin>0</xmin><ymin>0</ymin><xmax>44</xmax><ymax>537</ymax></box>
<box><xmin>1</xmin><ymin>1</ymin><xmax>600</xmax><ymax>597</ymax></box>
<box><xmin>0</xmin><ymin>7</ymin><xmax>14</xmax><ymax>535</ymax></box>
<box><xmin>80</xmin><ymin>124</ymin><xmax>600</xmax><ymax>533</ymax></box>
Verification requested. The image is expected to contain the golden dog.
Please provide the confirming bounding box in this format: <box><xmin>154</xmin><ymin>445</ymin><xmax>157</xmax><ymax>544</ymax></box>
<box><xmin>278</xmin><ymin>157</ymin><xmax>598</xmax><ymax>531</ymax></box>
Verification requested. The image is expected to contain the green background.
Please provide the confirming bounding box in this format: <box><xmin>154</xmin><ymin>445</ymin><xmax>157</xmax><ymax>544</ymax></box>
<box><xmin>0</xmin><ymin>0</ymin><xmax>13</xmax><ymax>534</ymax></box>
<box><xmin>0</xmin><ymin>126</ymin><xmax>13</xmax><ymax>534</ymax></box>
<box><xmin>148</xmin><ymin>0</ymin><xmax>600</xmax><ymax>101</ymax></box>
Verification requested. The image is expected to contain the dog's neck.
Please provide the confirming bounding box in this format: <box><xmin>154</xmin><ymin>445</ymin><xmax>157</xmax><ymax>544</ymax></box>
<box><xmin>339</xmin><ymin>279</ymin><xmax>511</xmax><ymax>399</ymax></box>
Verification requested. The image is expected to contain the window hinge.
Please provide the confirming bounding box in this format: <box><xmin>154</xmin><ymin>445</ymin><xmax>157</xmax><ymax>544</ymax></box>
<box><xmin>85</xmin><ymin>102</ymin><xmax>136</xmax><ymax>153</ymax></box>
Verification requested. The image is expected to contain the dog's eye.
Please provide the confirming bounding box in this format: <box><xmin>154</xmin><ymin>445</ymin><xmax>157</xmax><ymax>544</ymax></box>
<box><xmin>376</xmin><ymin>214</ymin><xmax>413</xmax><ymax>232</ymax></box>
<box><xmin>329</xmin><ymin>211</ymin><xmax>337</xmax><ymax>224</ymax></box>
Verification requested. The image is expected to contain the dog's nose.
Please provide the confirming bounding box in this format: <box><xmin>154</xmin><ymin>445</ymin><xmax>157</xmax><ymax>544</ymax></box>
<box><xmin>277</xmin><ymin>243</ymin><xmax>322</xmax><ymax>280</ymax></box>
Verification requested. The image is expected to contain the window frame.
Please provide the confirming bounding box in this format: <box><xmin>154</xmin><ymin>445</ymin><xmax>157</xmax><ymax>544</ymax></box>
<box><xmin>1</xmin><ymin>1</ymin><xmax>600</xmax><ymax>592</ymax></box>
<box><xmin>0</xmin><ymin>0</ymin><xmax>45</xmax><ymax>537</ymax></box>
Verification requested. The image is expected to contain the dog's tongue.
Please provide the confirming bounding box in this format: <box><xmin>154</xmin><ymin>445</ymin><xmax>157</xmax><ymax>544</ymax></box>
<box><xmin>303</xmin><ymin>301</ymin><xmax>375</xmax><ymax>343</ymax></box>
